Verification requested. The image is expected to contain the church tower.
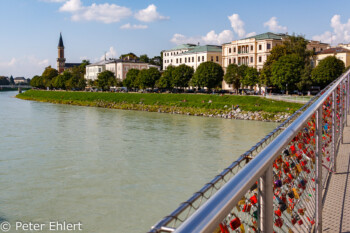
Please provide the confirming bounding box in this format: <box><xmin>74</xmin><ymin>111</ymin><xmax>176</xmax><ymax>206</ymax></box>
<box><xmin>57</xmin><ymin>33</ymin><xmax>66</xmax><ymax>73</ymax></box>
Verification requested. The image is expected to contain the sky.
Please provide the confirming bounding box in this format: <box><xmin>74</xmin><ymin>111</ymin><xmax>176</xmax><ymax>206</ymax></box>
<box><xmin>1</xmin><ymin>0</ymin><xmax>350</xmax><ymax>78</ymax></box>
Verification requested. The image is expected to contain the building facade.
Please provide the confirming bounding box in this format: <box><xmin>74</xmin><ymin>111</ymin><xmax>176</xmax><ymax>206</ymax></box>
<box><xmin>162</xmin><ymin>44</ymin><xmax>222</xmax><ymax>71</ymax></box>
<box><xmin>85</xmin><ymin>59</ymin><xmax>151</xmax><ymax>82</ymax></box>
<box><xmin>307</xmin><ymin>40</ymin><xmax>329</xmax><ymax>53</ymax></box>
<box><xmin>316</xmin><ymin>47</ymin><xmax>350</xmax><ymax>67</ymax></box>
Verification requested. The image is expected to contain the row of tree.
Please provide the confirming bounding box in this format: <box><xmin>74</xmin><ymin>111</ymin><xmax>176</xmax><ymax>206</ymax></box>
<box><xmin>30</xmin><ymin>60</ymin><xmax>90</xmax><ymax>90</ymax></box>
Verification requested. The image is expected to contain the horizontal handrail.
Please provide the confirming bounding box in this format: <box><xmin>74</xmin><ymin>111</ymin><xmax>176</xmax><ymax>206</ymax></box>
<box><xmin>174</xmin><ymin>69</ymin><xmax>350</xmax><ymax>233</ymax></box>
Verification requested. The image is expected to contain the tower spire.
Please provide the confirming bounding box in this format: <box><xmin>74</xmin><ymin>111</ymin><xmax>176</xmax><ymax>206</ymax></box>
<box><xmin>58</xmin><ymin>32</ymin><xmax>64</xmax><ymax>48</ymax></box>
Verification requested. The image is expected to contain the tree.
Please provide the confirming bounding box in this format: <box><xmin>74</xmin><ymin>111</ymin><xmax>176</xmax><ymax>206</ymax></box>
<box><xmin>119</xmin><ymin>53</ymin><xmax>138</xmax><ymax>60</ymax></box>
<box><xmin>192</xmin><ymin>62</ymin><xmax>223</xmax><ymax>89</ymax></box>
<box><xmin>296</xmin><ymin>63</ymin><xmax>313</xmax><ymax>91</ymax></box>
<box><xmin>242</xmin><ymin>67</ymin><xmax>259</xmax><ymax>89</ymax></box>
<box><xmin>173</xmin><ymin>64</ymin><xmax>194</xmax><ymax>88</ymax></box>
<box><xmin>156</xmin><ymin>66</ymin><xmax>175</xmax><ymax>90</ymax></box>
<box><xmin>223</xmin><ymin>64</ymin><xmax>248</xmax><ymax>93</ymax></box>
<box><xmin>79</xmin><ymin>60</ymin><xmax>90</xmax><ymax>74</ymax></box>
<box><xmin>9</xmin><ymin>76</ymin><xmax>14</xmax><ymax>85</ymax></box>
<box><xmin>41</xmin><ymin>66</ymin><xmax>59</xmax><ymax>88</ymax></box>
<box><xmin>261</xmin><ymin>35</ymin><xmax>313</xmax><ymax>87</ymax></box>
<box><xmin>52</xmin><ymin>71</ymin><xmax>72</xmax><ymax>89</ymax></box>
<box><xmin>139</xmin><ymin>54</ymin><xmax>150</xmax><ymax>63</ymax></box>
<box><xmin>311</xmin><ymin>56</ymin><xmax>345</xmax><ymax>88</ymax></box>
<box><xmin>96</xmin><ymin>71</ymin><xmax>117</xmax><ymax>91</ymax></box>
<box><xmin>0</xmin><ymin>76</ymin><xmax>10</xmax><ymax>85</ymax></box>
<box><xmin>271</xmin><ymin>54</ymin><xmax>304</xmax><ymax>91</ymax></box>
<box><xmin>123</xmin><ymin>69</ymin><xmax>140</xmax><ymax>89</ymax></box>
<box><xmin>137</xmin><ymin>67</ymin><xmax>161</xmax><ymax>89</ymax></box>
<box><xmin>30</xmin><ymin>75</ymin><xmax>45</xmax><ymax>89</ymax></box>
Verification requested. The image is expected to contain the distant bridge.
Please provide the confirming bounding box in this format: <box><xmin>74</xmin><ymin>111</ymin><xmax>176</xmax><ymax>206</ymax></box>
<box><xmin>0</xmin><ymin>85</ymin><xmax>32</xmax><ymax>89</ymax></box>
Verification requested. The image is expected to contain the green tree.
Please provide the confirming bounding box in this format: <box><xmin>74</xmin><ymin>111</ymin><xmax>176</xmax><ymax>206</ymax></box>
<box><xmin>139</xmin><ymin>54</ymin><xmax>150</xmax><ymax>63</ymax></box>
<box><xmin>79</xmin><ymin>60</ymin><xmax>90</xmax><ymax>74</ymax></box>
<box><xmin>192</xmin><ymin>61</ymin><xmax>224</xmax><ymax>89</ymax></box>
<box><xmin>296</xmin><ymin>63</ymin><xmax>313</xmax><ymax>91</ymax></box>
<box><xmin>96</xmin><ymin>70</ymin><xmax>117</xmax><ymax>91</ymax></box>
<box><xmin>41</xmin><ymin>66</ymin><xmax>59</xmax><ymax>88</ymax></box>
<box><xmin>271</xmin><ymin>54</ymin><xmax>304</xmax><ymax>91</ymax></box>
<box><xmin>137</xmin><ymin>67</ymin><xmax>161</xmax><ymax>89</ymax></box>
<box><xmin>119</xmin><ymin>53</ymin><xmax>138</xmax><ymax>60</ymax></box>
<box><xmin>173</xmin><ymin>64</ymin><xmax>194</xmax><ymax>88</ymax></box>
<box><xmin>0</xmin><ymin>76</ymin><xmax>10</xmax><ymax>85</ymax></box>
<box><xmin>123</xmin><ymin>69</ymin><xmax>140</xmax><ymax>89</ymax></box>
<box><xmin>242</xmin><ymin>67</ymin><xmax>259</xmax><ymax>89</ymax></box>
<box><xmin>156</xmin><ymin>66</ymin><xmax>175</xmax><ymax>90</ymax></box>
<box><xmin>311</xmin><ymin>56</ymin><xmax>345</xmax><ymax>88</ymax></box>
<box><xmin>223</xmin><ymin>64</ymin><xmax>248</xmax><ymax>93</ymax></box>
<box><xmin>9</xmin><ymin>76</ymin><xmax>14</xmax><ymax>85</ymax></box>
<box><xmin>52</xmin><ymin>71</ymin><xmax>72</xmax><ymax>89</ymax></box>
<box><xmin>30</xmin><ymin>75</ymin><xmax>45</xmax><ymax>89</ymax></box>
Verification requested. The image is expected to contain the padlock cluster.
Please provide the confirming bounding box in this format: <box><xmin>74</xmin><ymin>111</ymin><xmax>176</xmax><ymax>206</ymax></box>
<box><xmin>215</xmin><ymin>96</ymin><xmax>335</xmax><ymax>233</ymax></box>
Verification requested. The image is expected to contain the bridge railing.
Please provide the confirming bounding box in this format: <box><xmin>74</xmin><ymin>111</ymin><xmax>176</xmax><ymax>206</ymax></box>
<box><xmin>149</xmin><ymin>69</ymin><xmax>350</xmax><ymax>233</ymax></box>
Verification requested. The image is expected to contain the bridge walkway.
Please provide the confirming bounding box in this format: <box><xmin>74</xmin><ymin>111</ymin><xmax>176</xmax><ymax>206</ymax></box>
<box><xmin>323</xmin><ymin>115</ymin><xmax>350</xmax><ymax>232</ymax></box>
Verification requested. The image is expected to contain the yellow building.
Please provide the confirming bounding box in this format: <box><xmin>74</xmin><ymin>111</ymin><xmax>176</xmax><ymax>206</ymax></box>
<box><xmin>316</xmin><ymin>47</ymin><xmax>350</xmax><ymax>67</ymax></box>
<box><xmin>222</xmin><ymin>32</ymin><xmax>287</xmax><ymax>90</ymax></box>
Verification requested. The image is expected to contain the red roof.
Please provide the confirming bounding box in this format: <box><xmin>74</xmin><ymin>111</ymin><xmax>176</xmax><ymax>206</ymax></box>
<box><xmin>317</xmin><ymin>47</ymin><xmax>350</xmax><ymax>55</ymax></box>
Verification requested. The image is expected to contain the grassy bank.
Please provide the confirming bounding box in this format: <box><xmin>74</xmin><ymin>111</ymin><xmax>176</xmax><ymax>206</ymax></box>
<box><xmin>17</xmin><ymin>90</ymin><xmax>303</xmax><ymax>120</ymax></box>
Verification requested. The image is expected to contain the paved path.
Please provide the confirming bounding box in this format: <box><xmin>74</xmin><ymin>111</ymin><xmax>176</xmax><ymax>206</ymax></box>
<box><xmin>323</xmin><ymin>115</ymin><xmax>350</xmax><ymax>233</ymax></box>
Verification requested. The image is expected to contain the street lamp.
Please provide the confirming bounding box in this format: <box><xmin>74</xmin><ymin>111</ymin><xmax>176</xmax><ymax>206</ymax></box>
<box><xmin>286</xmin><ymin>83</ymin><xmax>288</xmax><ymax>95</ymax></box>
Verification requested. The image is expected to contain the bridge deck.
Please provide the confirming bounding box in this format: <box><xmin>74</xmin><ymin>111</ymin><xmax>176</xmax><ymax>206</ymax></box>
<box><xmin>323</xmin><ymin>115</ymin><xmax>350</xmax><ymax>232</ymax></box>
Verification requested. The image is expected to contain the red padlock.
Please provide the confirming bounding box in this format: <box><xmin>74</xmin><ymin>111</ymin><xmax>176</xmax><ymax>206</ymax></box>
<box><xmin>274</xmin><ymin>217</ymin><xmax>283</xmax><ymax>228</ymax></box>
<box><xmin>242</xmin><ymin>203</ymin><xmax>251</xmax><ymax>212</ymax></box>
<box><xmin>219</xmin><ymin>223</ymin><xmax>229</xmax><ymax>233</ymax></box>
<box><xmin>275</xmin><ymin>209</ymin><xmax>282</xmax><ymax>217</ymax></box>
<box><xmin>298</xmin><ymin>219</ymin><xmax>303</xmax><ymax>225</ymax></box>
<box><xmin>250</xmin><ymin>195</ymin><xmax>257</xmax><ymax>205</ymax></box>
<box><xmin>229</xmin><ymin>218</ymin><xmax>241</xmax><ymax>230</ymax></box>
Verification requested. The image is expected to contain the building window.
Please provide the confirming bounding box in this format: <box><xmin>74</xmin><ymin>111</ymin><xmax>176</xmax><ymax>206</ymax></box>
<box><xmin>192</xmin><ymin>57</ymin><xmax>194</xmax><ymax>62</ymax></box>
<box><xmin>171</xmin><ymin>59</ymin><xmax>173</xmax><ymax>63</ymax></box>
<box><xmin>234</xmin><ymin>47</ymin><xmax>236</xmax><ymax>52</ymax></box>
<box><xmin>180</xmin><ymin>58</ymin><xmax>182</xmax><ymax>63</ymax></box>
<box><xmin>198</xmin><ymin>56</ymin><xmax>200</xmax><ymax>62</ymax></box>
<box><xmin>229</xmin><ymin>59</ymin><xmax>231</xmax><ymax>64</ymax></box>
<box><xmin>233</xmin><ymin>58</ymin><xmax>236</xmax><ymax>64</ymax></box>
<box><xmin>216</xmin><ymin>56</ymin><xmax>219</xmax><ymax>62</ymax></box>
<box><xmin>229</xmin><ymin>48</ymin><xmax>232</xmax><ymax>53</ymax></box>
<box><xmin>185</xmin><ymin>58</ymin><xmax>187</xmax><ymax>63</ymax></box>
<box><xmin>251</xmin><ymin>45</ymin><xmax>253</xmax><ymax>51</ymax></box>
<box><xmin>176</xmin><ymin>58</ymin><xmax>178</xmax><ymax>63</ymax></box>
<box><xmin>250</xmin><ymin>57</ymin><xmax>253</xmax><ymax>63</ymax></box>
<box><xmin>267</xmin><ymin>43</ymin><xmax>271</xmax><ymax>50</ymax></box>
<box><xmin>259</xmin><ymin>56</ymin><xmax>262</xmax><ymax>62</ymax></box>
<box><xmin>202</xmin><ymin>56</ymin><xmax>204</xmax><ymax>62</ymax></box>
<box><xmin>259</xmin><ymin>45</ymin><xmax>262</xmax><ymax>50</ymax></box>
<box><xmin>211</xmin><ymin>56</ymin><xmax>213</xmax><ymax>61</ymax></box>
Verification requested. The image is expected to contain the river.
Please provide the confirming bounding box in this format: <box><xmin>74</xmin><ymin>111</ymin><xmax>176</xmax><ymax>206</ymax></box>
<box><xmin>0</xmin><ymin>91</ymin><xmax>278</xmax><ymax>232</ymax></box>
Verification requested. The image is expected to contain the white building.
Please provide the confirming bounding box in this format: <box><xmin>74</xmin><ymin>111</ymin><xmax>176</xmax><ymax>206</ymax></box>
<box><xmin>162</xmin><ymin>44</ymin><xmax>222</xmax><ymax>71</ymax></box>
<box><xmin>85</xmin><ymin>59</ymin><xmax>154</xmax><ymax>82</ymax></box>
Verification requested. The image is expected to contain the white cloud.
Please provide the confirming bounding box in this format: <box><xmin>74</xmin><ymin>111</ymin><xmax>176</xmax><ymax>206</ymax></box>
<box><xmin>245</xmin><ymin>32</ymin><xmax>257</xmax><ymax>37</ymax></box>
<box><xmin>313</xmin><ymin>15</ymin><xmax>350</xmax><ymax>45</ymax></box>
<box><xmin>170</xmin><ymin>13</ymin><xmax>258</xmax><ymax>45</ymax></box>
<box><xmin>228</xmin><ymin>14</ymin><xmax>245</xmax><ymax>38</ymax></box>
<box><xmin>0</xmin><ymin>56</ymin><xmax>50</xmax><ymax>78</ymax></box>
<box><xmin>135</xmin><ymin>4</ymin><xmax>169</xmax><ymax>22</ymax></box>
<box><xmin>59</xmin><ymin>0</ymin><xmax>132</xmax><ymax>24</ymax></box>
<box><xmin>170</xmin><ymin>30</ymin><xmax>233</xmax><ymax>45</ymax></box>
<box><xmin>263</xmin><ymin>17</ymin><xmax>287</xmax><ymax>33</ymax></box>
<box><xmin>202</xmin><ymin>30</ymin><xmax>234</xmax><ymax>45</ymax></box>
<box><xmin>120</xmin><ymin>23</ymin><xmax>148</xmax><ymax>30</ymax></box>
<box><xmin>99</xmin><ymin>47</ymin><xmax>117</xmax><ymax>61</ymax></box>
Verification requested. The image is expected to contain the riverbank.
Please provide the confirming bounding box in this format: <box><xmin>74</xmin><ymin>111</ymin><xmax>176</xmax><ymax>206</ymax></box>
<box><xmin>17</xmin><ymin>90</ymin><xmax>304</xmax><ymax>122</ymax></box>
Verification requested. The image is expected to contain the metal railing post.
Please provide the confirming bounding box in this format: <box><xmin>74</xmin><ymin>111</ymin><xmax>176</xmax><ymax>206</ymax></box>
<box><xmin>340</xmin><ymin>83</ymin><xmax>344</xmax><ymax>144</ymax></box>
<box><xmin>346</xmin><ymin>76</ymin><xmax>349</xmax><ymax>126</ymax></box>
<box><xmin>332</xmin><ymin>91</ymin><xmax>336</xmax><ymax>173</ymax></box>
<box><xmin>259</xmin><ymin>166</ymin><xmax>273</xmax><ymax>233</ymax></box>
<box><xmin>315</xmin><ymin>107</ymin><xmax>323</xmax><ymax>233</ymax></box>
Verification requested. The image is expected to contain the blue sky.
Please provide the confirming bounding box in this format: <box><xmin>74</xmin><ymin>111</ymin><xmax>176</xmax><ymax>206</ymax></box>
<box><xmin>1</xmin><ymin>0</ymin><xmax>350</xmax><ymax>78</ymax></box>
